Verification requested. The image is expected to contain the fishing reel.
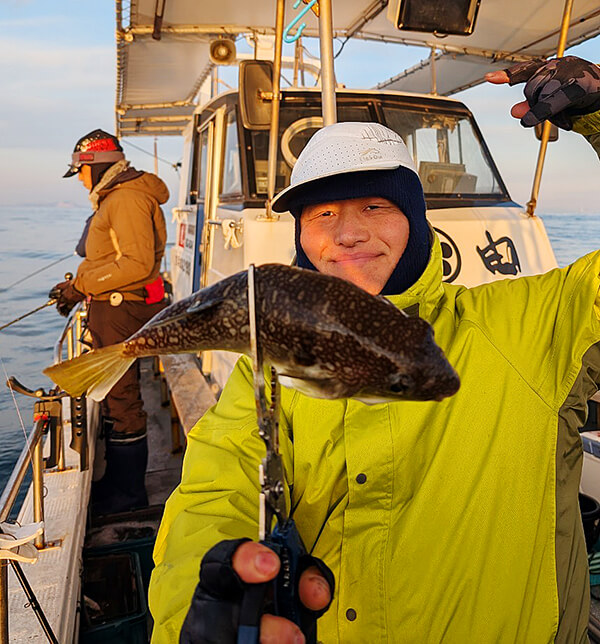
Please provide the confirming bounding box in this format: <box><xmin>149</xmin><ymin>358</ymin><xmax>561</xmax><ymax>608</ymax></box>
<box><xmin>5</xmin><ymin>377</ymin><xmax>66</xmax><ymax>470</ymax></box>
<box><xmin>47</xmin><ymin>272</ymin><xmax>73</xmax><ymax>301</ymax></box>
<box><xmin>5</xmin><ymin>376</ymin><xmax>66</xmax><ymax>402</ymax></box>
<box><xmin>5</xmin><ymin>376</ymin><xmax>88</xmax><ymax>472</ymax></box>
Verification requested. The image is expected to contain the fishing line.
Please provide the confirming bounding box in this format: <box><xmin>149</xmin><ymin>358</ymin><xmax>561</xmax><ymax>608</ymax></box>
<box><xmin>121</xmin><ymin>140</ymin><xmax>181</xmax><ymax>172</ymax></box>
<box><xmin>0</xmin><ymin>354</ymin><xmax>33</xmax><ymax>458</ymax></box>
<box><xmin>0</xmin><ymin>300</ymin><xmax>56</xmax><ymax>333</ymax></box>
<box><xmin>0</xmin><ymin>253</ymin><xmax>75</xmax><ymax>294</ymax></box>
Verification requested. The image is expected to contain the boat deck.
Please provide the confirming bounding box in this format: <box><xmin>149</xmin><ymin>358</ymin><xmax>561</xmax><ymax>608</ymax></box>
<box><xmin>7</xmin><ymin>358</ymin><xmax>190</xmax><ymax>642</ymax></box>
<box><xmin>8</xmin><ymin>356</ymin><xmax>600</xmax><ymax>641</ymax></box>
<box><xmin>91</xmin><ymin>359</ymin><xmax>185</xmax><ymax>506</ymax></box>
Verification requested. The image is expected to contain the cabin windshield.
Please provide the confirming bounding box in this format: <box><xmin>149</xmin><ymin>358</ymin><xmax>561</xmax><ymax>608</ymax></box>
<box><xmin>382</xmin><ymin>105</ymin><xmax>503</xmax><ymax>197</ymax></box>
<box><xmin>247</xmin><ymin>95</ymin><xmax>508</xmax><ymax>205</ymax></box>
<box><xmin>249</xmin><ymin>102</ymin><xmax>373</xmax><ymax>196</ymax></box>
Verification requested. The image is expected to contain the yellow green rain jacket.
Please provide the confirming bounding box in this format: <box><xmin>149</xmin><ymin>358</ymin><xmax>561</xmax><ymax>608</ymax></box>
<box><xmin>149</xmin><ymin>237</ymin><xmax>600</xmax><ymax>643</ymax></box>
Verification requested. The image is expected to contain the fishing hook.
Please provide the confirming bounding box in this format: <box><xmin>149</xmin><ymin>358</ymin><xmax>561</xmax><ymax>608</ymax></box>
<box><xmin>283</xmin><ymin>0</ymin><xmax>319</xmax><ymax>44</ymax></box>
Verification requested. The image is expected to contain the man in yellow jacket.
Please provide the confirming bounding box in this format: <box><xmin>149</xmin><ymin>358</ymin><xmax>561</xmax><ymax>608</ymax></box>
<box><xmin>51</xmin><ymin>129</ymin><xmax>169</xmax><ymax>514</ymax></box>
<box><xmin>150</xmin><ymin>57</ymin><xmax>600</xmax><ymax>642</ymax></box>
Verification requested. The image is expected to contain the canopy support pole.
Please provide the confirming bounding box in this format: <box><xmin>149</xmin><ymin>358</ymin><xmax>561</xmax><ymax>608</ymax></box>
<box><xmin>293</xmin><ymin>37</ymin><xmax>303</xmax><ymax>87</ymax></box>
<box><xmin>265</xmin><ymin>0</ymin><xmax>286</xmax><ymax>219</ymax></box>
<box><xmin>319</xmin><ymin>0</ymin><xmax>337</xmax><ymax>126</ymax></box>
<box><xmin>430</xmin><ymin>48</ymin><xmax>437</xmax><ymax>95</ymax></box>
<box><xmin>525</xmin><ymin>0</ymin><xmax>574</xmax><ymax>216</ymax></box>
<box><xmin>211</xmin><ymin>67</ymin><xmax>219</xmax><ymax>98</ymax></box>
<box><xmin>154</xmin><ymin>137</ymin><xmax>158</xmax><ymax>175</ymax></box>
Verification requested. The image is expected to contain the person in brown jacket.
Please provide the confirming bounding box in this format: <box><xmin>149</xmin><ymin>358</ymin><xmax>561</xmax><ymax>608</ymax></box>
<box><xmin>51</xmin><ymin>129</ymin><xmax>169</xmax><ymax>514</ymax></box>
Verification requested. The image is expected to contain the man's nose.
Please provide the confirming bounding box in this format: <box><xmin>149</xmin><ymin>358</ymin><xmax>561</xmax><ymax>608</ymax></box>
<box><xmin>333</xmin><ymin>213</ymin><xmax>369</xmax><ymax>246</ymax></box>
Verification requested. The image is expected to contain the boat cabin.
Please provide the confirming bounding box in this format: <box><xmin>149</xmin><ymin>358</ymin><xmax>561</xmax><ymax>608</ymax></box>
<box><xmin>171</xmin><ymin>87</ymin><xmax>557</xmax><ymax>388</ymax></box>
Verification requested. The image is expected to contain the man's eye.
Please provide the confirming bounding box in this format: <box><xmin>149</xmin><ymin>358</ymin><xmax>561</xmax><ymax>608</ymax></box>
<box><xmin>318</xmin><ymin>210</ymin><xmax>334</xmax><ymax>217</ymax></box>
<box><xmin>365</xmin><ymin>204</ymin><xmax>381</xmax><ymax>211</ymax></box>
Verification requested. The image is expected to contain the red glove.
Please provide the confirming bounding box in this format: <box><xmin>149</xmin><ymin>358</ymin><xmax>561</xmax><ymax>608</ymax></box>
<box><xmin>49</xmin><ymin>281</ymin><xmax>85</xmax><ymax>317</ymax></box>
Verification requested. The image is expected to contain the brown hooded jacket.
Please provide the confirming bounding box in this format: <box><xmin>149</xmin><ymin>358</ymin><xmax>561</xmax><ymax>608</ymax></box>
<box><xmin>74</xmin><ymin>170</ymin><xmax>169</xmax><ymax>299</ymax></box>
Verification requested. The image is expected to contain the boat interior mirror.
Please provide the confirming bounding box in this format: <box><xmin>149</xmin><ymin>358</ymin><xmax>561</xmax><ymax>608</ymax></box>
<box><xmin>239</xmin><ymin>60</ymin><xmax>274</xmax><ymax>130</ymax></box>
<box><xmin>534</xmin><ymin>122</ymin><xmax>559</xmax><ymax>143</ymax></box>
<box><xmin>387</xmin><ymin>0</ymin><xmax>482</xmax><ymax>36</ymax></box>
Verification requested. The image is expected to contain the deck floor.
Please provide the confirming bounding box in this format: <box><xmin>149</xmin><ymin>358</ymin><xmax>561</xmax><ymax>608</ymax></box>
<box><xmin>91</xmin><ymin>358</ymin><xmax>184</xmax><ymax>506</ymax></box>
<box><xmin>143</xmin><ymin>359</ymin><xmax>185</xmax><ymax>505</ymax></box>
<box><xmin>8</xmin><ymin>359</ymin><xmax>185</xmax><ymax>643</ymax></box>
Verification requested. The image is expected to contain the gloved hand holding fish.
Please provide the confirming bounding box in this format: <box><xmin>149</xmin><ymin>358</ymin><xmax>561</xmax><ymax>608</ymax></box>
<box><xmin>43</xmin><ymin>263</ymin><xmax>459</xmax><ymax>404</ymax></box>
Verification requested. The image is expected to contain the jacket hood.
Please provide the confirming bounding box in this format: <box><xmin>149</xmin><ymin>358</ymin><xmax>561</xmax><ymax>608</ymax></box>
<box><xmin>385</xmin><ymin>226</ymin><xmax>445</xmax><ymax>317</ymax></box>
<box><xmin>98</xmin><ymin>170</ymin><xmax>170</xmax><ymax>205</ymax></box>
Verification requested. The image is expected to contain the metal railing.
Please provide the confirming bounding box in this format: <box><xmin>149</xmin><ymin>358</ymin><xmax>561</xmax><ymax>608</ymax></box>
<box><xmin>0</xmin><ymin>303</ymin><xmax>88</xmax><ymax>643</ymax></box>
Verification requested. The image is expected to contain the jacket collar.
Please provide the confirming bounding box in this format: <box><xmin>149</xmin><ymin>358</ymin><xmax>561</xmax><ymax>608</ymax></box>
<box><xmin>385</xmin><ymin>227</ymin><xmax>445</xmax><ymax>317</ymax></box>
<box><xmin>88</xmin><ymin>159</ymin><xmax>130</xmax><ymax>211</ymax></box>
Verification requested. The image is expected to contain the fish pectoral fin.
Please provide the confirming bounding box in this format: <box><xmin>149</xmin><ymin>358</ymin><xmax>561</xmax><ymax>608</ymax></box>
<box><xmin>186</xmin><ymin>295</ymin><xmax>226</xmax><ymax>315</ymax></box>
<box><xmin>278</xmin><ymin>373</ymin><xmax>350</xmax><ymax>400</ymax></box>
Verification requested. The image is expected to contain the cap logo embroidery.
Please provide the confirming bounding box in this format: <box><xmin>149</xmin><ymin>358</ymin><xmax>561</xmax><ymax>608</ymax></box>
<box><xmin>360</xmin><ymin>124</ymin><xmax>403</xmax><ymax>145</ymax></box>
<box><xmin>360</xmin><ymin>147</ymin><xmax>384</xmax><ymax>162</ymax></box>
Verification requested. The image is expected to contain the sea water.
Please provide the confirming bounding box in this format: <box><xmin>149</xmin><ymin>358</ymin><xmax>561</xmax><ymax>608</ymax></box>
<box><xmin>0</xmin><ymin>205</ymin><xmax>599</xmax><ymax>494</ymax></box>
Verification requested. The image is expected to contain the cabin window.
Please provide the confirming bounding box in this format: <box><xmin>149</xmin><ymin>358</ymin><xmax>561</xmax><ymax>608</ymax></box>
<box><xmin>190</xmin><ymin>127</ymin><xmax>209</xmax><ymax>203</ymax></box>
<box><xmin>249</xmin><ymin>103</ymin><xmax>372</xmax><ymax>197</ymax></box>
<box><xmin>382</xmin><ymin>106</ymin><xmax>502</xmax><ymax>197</ymax></box>
<box><xmin>220</xmin><ymin>110</ymin><xmax>243</xmax><ymax>197</ymax></box>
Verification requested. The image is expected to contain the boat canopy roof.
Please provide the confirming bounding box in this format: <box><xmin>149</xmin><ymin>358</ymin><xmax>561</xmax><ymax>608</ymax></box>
<box><xmin>115</xmin><ymin>0</ymin><xmax>600</xmax><ymax>136</ymax></box>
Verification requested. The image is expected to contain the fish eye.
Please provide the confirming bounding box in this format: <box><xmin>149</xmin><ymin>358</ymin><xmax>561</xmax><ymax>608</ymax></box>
<box><xmin>390</xmin><ymin>374</ymin><xmax>413</xmax><ymax>394</ymax></box>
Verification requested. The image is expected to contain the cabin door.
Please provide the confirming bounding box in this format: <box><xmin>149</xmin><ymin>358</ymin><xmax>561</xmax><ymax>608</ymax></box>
<box><xmin>192</xmin><ymin>107</ymin><xmax>226</xmax><ymax>292</ymax></box>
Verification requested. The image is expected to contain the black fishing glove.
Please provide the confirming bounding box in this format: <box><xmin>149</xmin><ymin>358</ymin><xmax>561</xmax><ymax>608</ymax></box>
<box><xmin>504</xmin><ymin>55</ymin><xmax>600</xmax><ymax>130</ymax></box>
<box><xmin>180</xmin><ymin>538</ymin><xmax>335</xmax><ymax>644</ymax></box>
<box><xmin>49</xmin><ymin>280</ymin><xmax>85</xmax><ymax>317</ymax></box>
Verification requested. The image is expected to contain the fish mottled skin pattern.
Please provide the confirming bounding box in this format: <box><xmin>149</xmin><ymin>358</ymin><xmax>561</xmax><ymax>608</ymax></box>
<box><xmin>124</xmin><ymin>271</ymin><xmax>250</xmax><ymax>356</ymax></box>
<box><xmin>122</xmin><ymin>264</ymin><xmax>459</xmax><ymax>402</ymax></box>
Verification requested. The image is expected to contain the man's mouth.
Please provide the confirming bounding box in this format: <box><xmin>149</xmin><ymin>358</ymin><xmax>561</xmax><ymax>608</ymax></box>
<box><xmin>330</xmin><ymin>253</ymin><xmax>383</xmax><ymax>264</ymax></box>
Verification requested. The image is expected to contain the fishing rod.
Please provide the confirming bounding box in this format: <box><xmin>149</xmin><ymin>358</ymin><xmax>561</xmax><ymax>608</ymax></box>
<box><xmin>0</xmin><ymin>300</ymin><xmax>56</xmax><ymax>333</ymax></box>
<box><xmin>0</xmin><ymin>253</ymin><xmax>75</xmax><ymax>295</ymax></box>
<box><xmin>0</xmin><ymin>273</ymin><xmax>72</xmax><ymax>332</ymax></box>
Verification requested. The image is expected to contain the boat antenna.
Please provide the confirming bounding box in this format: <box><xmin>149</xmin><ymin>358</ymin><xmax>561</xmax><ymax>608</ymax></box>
<box><xmin>0</xmin><ymin>253</ymin><xmax>75</xmax><ymax>295</ymax></box>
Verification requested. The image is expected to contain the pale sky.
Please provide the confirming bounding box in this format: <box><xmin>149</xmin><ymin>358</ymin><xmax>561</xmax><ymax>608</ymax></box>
<box><xmin>0</xmin><ymin>1</ymin><xmax>599</xmax><ymax>214</ymax></box>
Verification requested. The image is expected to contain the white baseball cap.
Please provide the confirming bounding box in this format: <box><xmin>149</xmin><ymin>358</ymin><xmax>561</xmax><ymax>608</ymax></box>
<box><xmin>271</xmin><ymin>121</ymin><xmax>418</xmax><ymax>213</ymax></box>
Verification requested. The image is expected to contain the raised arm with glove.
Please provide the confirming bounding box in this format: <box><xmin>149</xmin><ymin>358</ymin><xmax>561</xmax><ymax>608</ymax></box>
<box><xmin>486</xmin><ymin>55</ymin><xmax>600</xmax><ymax>156</ymax></box>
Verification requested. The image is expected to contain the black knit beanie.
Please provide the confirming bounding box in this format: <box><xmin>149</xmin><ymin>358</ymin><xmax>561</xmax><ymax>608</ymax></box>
<box><xmin>289</xmin><ymin>166</ymin><xmax>430</xmax><ymax>295</ymax></box>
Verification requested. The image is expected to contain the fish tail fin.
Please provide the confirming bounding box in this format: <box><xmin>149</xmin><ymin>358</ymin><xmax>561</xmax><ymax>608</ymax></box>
<box><xmin>43</xmin><ymin>344</ymin><xmax>134</xmax><ymax>402</ymax></box>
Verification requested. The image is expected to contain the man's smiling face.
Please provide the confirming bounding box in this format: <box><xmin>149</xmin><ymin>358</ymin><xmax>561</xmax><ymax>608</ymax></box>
<box><xmin>299</xmin><ymin>196</ymin><xmax>410</xmax><ymax>295</ymax></box>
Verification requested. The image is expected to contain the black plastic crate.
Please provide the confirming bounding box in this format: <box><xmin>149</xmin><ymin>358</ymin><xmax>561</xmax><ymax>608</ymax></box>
<box><xmin>80</xmin><ymin>551</ymin><xmax>147</xmax><ymax>644</ymax></box>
